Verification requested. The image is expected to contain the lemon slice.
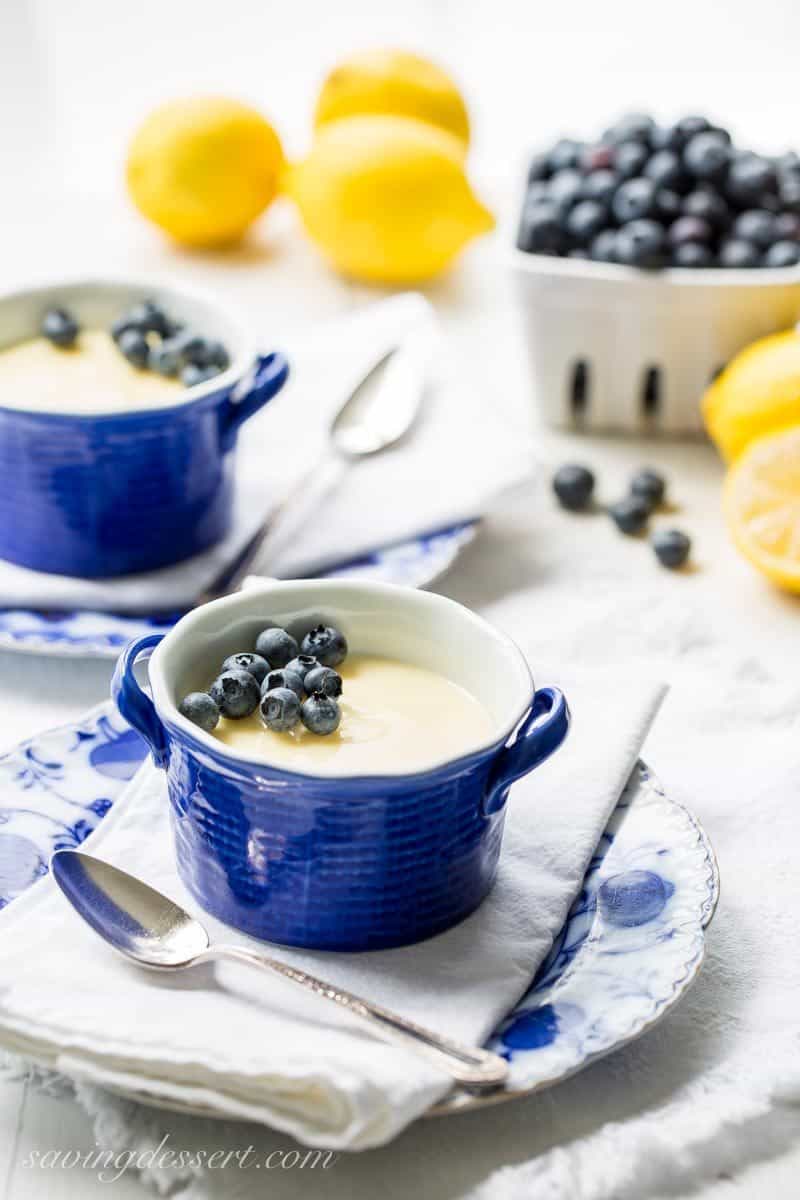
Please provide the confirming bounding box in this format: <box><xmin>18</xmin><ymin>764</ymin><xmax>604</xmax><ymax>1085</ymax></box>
<box><xmin>724</xmin><ymin>426</ymin><xmax>800</xmax><ymax>592</ymax></box>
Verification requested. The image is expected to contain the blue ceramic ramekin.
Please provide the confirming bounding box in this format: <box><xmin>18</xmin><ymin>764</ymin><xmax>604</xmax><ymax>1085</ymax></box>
<box><xmin>0</xmin><ymin>279</ymin><xmax>289</xmax><ymax>577</ymax></box>
<box><xmin>112</xmin><ymin>580</ymin><xmax>570</xmax><ymax>952</ymax></box>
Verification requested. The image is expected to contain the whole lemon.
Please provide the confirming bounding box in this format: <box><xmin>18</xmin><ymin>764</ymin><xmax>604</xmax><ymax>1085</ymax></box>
<box><xmin>314</xmin><ymin>50</ymin><xmax>470</xmax><ymax>152</ymax></box>
<box><xmin>126</xmin><ymin>97</ymin><xmax>284</xmax><ymax>247</ymax></box>
<box><xmin>702</xmin><ymin>329</ymin><xmax>800</xmax><ymax>462</ymax></box>
<box><xmin>288</xmin><ymin>115</ymin><xmax>493</xmax><ymax>284</ymax></box>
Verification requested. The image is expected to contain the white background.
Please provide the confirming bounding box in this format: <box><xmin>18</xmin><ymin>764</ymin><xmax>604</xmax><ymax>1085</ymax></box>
<box><xmin>1</xmin><ymin>1</ymin><xmax>800</xmax><ymax>1197</ymax></box>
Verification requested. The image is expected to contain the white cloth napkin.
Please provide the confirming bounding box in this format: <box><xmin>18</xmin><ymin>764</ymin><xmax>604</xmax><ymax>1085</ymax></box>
<box><xmin>0</xmin><ymin>294</ymin><xmax>534</xmax><ymax>613</ymax></box>
<box><xmin>0</xmin><ymin>668</ymin><xmax>663</xmax><ymax>1153</ymax></box>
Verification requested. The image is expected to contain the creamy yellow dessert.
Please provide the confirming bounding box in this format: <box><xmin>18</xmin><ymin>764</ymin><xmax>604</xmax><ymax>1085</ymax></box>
<box><xmin>0</xmin><ymin>330</ymin><xmax>184</xmax><ymax>414</ymax></box>
<box><xmin>212</xmin><ymin>654</ymin><xmax>494</xmax><ymax>774</ymax></box>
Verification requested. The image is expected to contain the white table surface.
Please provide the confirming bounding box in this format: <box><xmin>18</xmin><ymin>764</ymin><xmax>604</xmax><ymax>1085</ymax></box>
<box><xmin>2</xmin><ymin>1</ymin><xmax>800</xmax><ymax>1195</ymax></box>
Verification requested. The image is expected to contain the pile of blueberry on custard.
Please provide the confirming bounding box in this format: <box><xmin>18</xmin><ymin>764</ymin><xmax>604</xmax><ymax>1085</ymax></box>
<box><xmin>41</xmin><ymin>298</ymin><xmax>230</xmax><ymax>387</ymax></box>
<box><xmin>518</xmin><ymin>113</ymin><xmax>800</xmax><ymax>269</ymax></box>
<box><xmin>179</xmin><ymin>623</ymin><xmax>348</xmax><ymax>737</ymax></box>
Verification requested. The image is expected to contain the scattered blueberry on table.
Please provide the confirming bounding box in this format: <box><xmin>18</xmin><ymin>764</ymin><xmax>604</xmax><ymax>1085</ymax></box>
<box><xmin>41</xmin><ymin>307</ymin><xmax>80</xmax><ymax>348</ymax></box>
<box><xmin>180</xmin><ymin>623</ymin><xmax>350</xmax><ymax>737</ymax></box>
<box><xmin>552</xmin><ymin>462</ymin><xmax>691</xmax><ymax>569</ymax></box>
<box><xmin>609</xmin><ymin>495</ymin><xmax>651</xmax><ymax>535</ymax></box>
<box><xmin>652</xmin><ymin>529</ymin><xmax>692</xmax><ymax>569</ymax></box>
<box><xmin>552</xmin><ymin>463</ymin><xmax>595</xmax><ymax>511</ymax></box>
<box><xmin>518</xmin><ymin>113</ymin><xmax>800</xmax><ymax>269</ymax></box>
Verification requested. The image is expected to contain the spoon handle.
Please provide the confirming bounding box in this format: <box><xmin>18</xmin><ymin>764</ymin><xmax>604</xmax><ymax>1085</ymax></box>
<box><xmin>205</xmin><ymin>943</ymin><xmax>508</xmax><ymax>1092</ymax></box>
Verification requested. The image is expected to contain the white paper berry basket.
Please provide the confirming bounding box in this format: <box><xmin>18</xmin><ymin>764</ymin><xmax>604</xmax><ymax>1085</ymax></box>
<box><xmin>511</xmin><ymin>250</ymin><xmax>800</xmax><ymax>434</ymax></box>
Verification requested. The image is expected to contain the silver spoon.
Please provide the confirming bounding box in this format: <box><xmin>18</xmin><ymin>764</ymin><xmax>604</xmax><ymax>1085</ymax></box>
<box><xmin>201</xmin><ymin>329</ymin><xmax>431</xmax><ymax>600</ymax></box>
<box><xmin>50</xmin><ymin>849</ymin><xmax>508</xmax><ymax>1093</ymax></box>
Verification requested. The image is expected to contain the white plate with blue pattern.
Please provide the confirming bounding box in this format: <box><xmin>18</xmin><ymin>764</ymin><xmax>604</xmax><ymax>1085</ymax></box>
<box><xmin>0</xmin><ymin>700</ymin><xmax>718</xmax><ymax>1117</ymax></box>
<box><xmin>0</xmin><ymin>522</ymin><xmax>478</xmax><ymax>660</ymax></box>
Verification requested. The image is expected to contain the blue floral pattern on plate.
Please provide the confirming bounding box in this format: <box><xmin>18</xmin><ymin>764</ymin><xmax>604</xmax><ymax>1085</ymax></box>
<box><xmin>0</xmin><ymin>705</ymin><xmax>718</xmax><ymax>1116</ymax></box>
<box><xmin>0</xmin><ymin>522</ymin><xmax>479</xmax><ymax>659</ymax></box>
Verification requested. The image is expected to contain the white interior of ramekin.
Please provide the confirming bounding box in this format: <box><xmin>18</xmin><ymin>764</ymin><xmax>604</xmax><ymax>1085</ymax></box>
<box><xmin>150</xmin><ymin>581</ymin><xmax>534</xmax><ymax>777</ymax></box>
<box><xmin>0</xmin><ymin>277</ymin><xmax>257</xmax><ymax>415</ymax></box>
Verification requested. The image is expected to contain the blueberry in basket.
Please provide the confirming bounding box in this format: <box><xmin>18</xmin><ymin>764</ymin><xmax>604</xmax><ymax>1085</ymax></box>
<box><xmin>517</xmin><ymin>113</ymin><xmax>800</xmax><ymax>269</ymax></box>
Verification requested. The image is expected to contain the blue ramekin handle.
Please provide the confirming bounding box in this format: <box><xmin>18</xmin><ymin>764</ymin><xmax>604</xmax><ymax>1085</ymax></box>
<box><xmin>482</xmin><ymin>687</ymin><xmax>571</xmax><ymax>818</ymax></box>
<box><xmin>220</xmin><ymin>351</ymin><xmax>290</xmax><ymax>450</ymax></box>
<box><xmin>111</xmin><ymin>634</ymin><xmax>170</xmax><ymax>769</ymax></box>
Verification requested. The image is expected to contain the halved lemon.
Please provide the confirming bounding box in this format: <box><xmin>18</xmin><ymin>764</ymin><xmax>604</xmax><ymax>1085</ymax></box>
<box><xmin>723</xmin><ymin>425</ymin><xmax>800</xmax><ymax>592</ymax></box>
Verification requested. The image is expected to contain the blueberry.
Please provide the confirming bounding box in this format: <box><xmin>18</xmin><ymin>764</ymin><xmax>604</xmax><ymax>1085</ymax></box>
<box><xmin>609</xmin><ymin>496</ymin><xmax>650</xmax><ymax>535</ymax></box>
<box><xmin>726</xmin><ymin>156</ymin><xmax>777</xmax><ymax>207</ymax></box>
<box><xmin>255</xmin><ymin>627</ymin><xmax>298</xmax><ymax>669</ymax></box>
<box><xmin>181</xmin><ymin>364</ymin><xmax>218</xmax><ymax>388</ymax></box>
<box><xmin>565</xmin><ymin>200</ymin><xmax>607</xmax><ymax>245</ymax></box>
<box><xmin>718</xmin><ymin>238</ymin><xmax>761</xmax><ymax>268</ymax></box>
<box><xmin>527</xmin><ymin>153</ymin><xmax>551</xmax><ymax>183</ymax></box>
<box><xmin>644</xmin><ymin>150</ymin><xmax>687</xmax><ymax>192</ymax></box>
<box><xmin>683</xmin><ymin>131</ymin><xmax>730</xmax><ymax>183</ymax></box>
<box><xmin>568</xmin><ymin>248</ymin><xmax>591</xmax><ymax>259</ymax></box>
<box><xmin>208</xmin><ymin>669</ymin><xmax>260</xmax><ymax>718</ymax></box>
<box><xmin>774</xmin><ymin>212</ymin><xmax>800</xmax><ymax>241</ymax></box>
<box><xmin>149</xmin><ymin>341</ymin><xmax>182</xmax><ymax>377</ymax></box>
<box><xmin>262</xmin><ymin>668</ymin><xmax>304</xmax><ymax>700</ymax></box>
<box><xmin>304</xmin><ymin>665</ymin><xmax>343</xmax><ymax>699</ymax></box>
<box><xmin>260</xmin><ymin>687</ymin><xmax>301</xmax><ymax>732</ymax></box>
<box><xmin>583</xmin><ymin>169</ymin><xmax>619</xmax><ymax>205</ymax></box>
<box><xmin>763</xmin><ymin>241</ymin><xmax>800</xmax><ymax>268</ymax></box>
<box><xmin>630</xmin><ymin>468</ymin><xmax>666</xmax><ymax>509</ymax></box>
<box><xmin>581</xmin><ymin>144</ymin><xmax>615</xmax><ymax>173</ymax></box>
<box><xmin>200</xmin><ymin>340</ymin><xmax>230</xmax><ymax>370</ymax></box>
<box><xmin>221</xmin><ymin>652</ymin><xmax>269</xmax><ymax>685</ymax></box>
<box><xmin>615</xmin><ymin>220</ymin><xmax>667</xmax><ymax>269</ymax></box>
<box><xmin>548</xmin><ymin>138</ymin><xmax>584</xmax><ymax>172</ymax></box>
<box><xmin>300</xmin><ymin>693</ymin><xmax>341</xmax><ymax>736</ymax></box>
<box><xmin>675</xmin><ymin>116</ymin><xmax>712</xmax><ymax>142</ymax></box>
<box><xmin>523</xmin><ymin>181</ymin><xmax>552</xmax><ymax>208</ymax></box>
<box><xmin>605</xmin><ymin>114</ymin><xmax>655</xmax><ymax>145</ymax></box>
<box><xmin>650</xmin><ymin>124</ymin><xmax>686</xmax><ymax>153</ymax></box>
<box><xmin>285</xmin><ymin>654</ymin><xmax>319</xmax><ymax>683</ymax></box>
<box><xmin>777</xmin><ymin>151</ymin><xmax>800</xmax><ymax>175</ymax></box>
<box><xmin>613</xmin><ymin>142</ymin><xmax>649</xmax><ymax>180</ymax></box>
<box><xmin>41</xmin><ymin>307</ymin><xmax>79</xmax><ymax>348</ymax></box>
<box><xmin>683</xmin><ymin>189</ymin><xmax>730</xmax><ymax>230</ymax></box>
<box><xmin>117</xmin><ymin>328</ymin><xmax>150</xmax><ymax>368</ymax></box>
<box><xmin>301</xmin><ymin>624</ymin><xmax>348</xmax><ymax>668</ymax></box>
<box><xmin>126</xmin><ymin>300</ymin><xmax>173</xmax><ymax>338</ymax></box>
<box><xmin>517</xmin><ymin>203</ymin><xmax>563</xmax><ymax>254</ymax></box>
<box><xmin>589</xmin><ymin>229</ymin><xmax>618</xmax><ymax>262</ymax></box>
<box><xmin>672</xmin><ymin>242</ymin><xmax>714</xmax><ymax>268</ymax></box>
<box><xmin>178</xmin><ymin>692</ymin><xmax>219</xmax><ymax>732</ymax></box>
<box><xmin>651</xmin><ymin>529</ymin><xmax>691</xmax><ymax>569</ymax></box>
<box><xmin>552</xmin><ymin>463</ymin><xmax>595</xmax><ymax>511</ymax></box>
<box><xmin>548</xmin><ymin>169</ymin><xmax>584</xmax><ymax>206</ymax></box>
<box><xmin>779</xmin><ymin>176</ymin><xmax>800</xmax><ymax>214</ymax></box>
<box><xmin>654</xmin><ymin>188</ymin><xmax>682</xmax><ymax>222</ymax></box>
<box><xmin>668</xmin><ymin>215</ymin><xmax>713</xmax><ymax>246</ymax></box>
<box><xmin>612</xmin><ymin>178</ymin><xmax>657</xmax><ymax>223</ymax></box>
<box><xmin>733</xmin><ymin>210</ymin><xmax>776</xmax><ymax>249</ymax></box>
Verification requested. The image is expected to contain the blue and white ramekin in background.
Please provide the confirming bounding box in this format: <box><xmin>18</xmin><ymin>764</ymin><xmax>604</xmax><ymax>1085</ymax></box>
<box><xmin>113</xmin><ymin>580</ymin><xmax>570</xmax><ymax>952</ymax></box>
<box><xmin>0</xmin><ymin>279</ymin><xmax>289</xmax><ymax>577</ymax></box>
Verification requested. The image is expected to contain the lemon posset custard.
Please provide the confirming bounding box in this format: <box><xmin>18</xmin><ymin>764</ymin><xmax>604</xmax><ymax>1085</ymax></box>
<box><xmin>213</xmin><ymin>654</ymin><xmax>494</xmax><ymax>774</ymax></box>
<box><xmin>0</xmin><ymin>331</ymin><xmax>184</xmax><ymax>414</ymax></box>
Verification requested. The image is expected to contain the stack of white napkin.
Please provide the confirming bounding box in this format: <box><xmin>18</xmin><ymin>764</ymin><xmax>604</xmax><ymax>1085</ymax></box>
<box><xmin>0</xmin><ymin>669</ymin><xmax>663</xmax><ymax>1154</ymax></box>
<box><xmin>0</xmin><ymin>294</ymin><xmax>534</xmax><ymax>613</ymax></box>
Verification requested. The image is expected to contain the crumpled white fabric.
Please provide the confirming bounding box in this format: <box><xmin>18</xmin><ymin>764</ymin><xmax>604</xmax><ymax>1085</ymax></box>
<box><xmin>0</xmin><ymin>668</ymin><xmax>662</xmax><ymax>1155</ymax></box>
<box><xmin>0</xmin><ymin>293</ymin><xmax>534</xmax><ymax>612</ymax></box>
